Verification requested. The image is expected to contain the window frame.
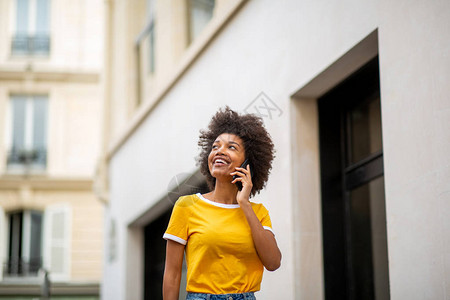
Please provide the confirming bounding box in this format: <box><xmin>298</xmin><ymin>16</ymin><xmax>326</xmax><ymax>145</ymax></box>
<box><xmin>5</xmin><ymin>210</ymin><xmax>44</xmax><ymax>277</ymax></box>
<box><xmin>6</xmin><ymin>94</ymin><xmax>49</xmax><ymax>174</ymax></box>
<box><xmin>11</xmin><ymin>0</ymin><xmax>51</xmax><ymax>56</ymax></box>
<box><xmin>318</xmin><ymin>57</ymin><xmax>390</xmax><ymax>299</ymax></box>
<box><xmin>187</xmin><ymin>0</ymin><xmax>215</xmax><ymax>45</ymax></box>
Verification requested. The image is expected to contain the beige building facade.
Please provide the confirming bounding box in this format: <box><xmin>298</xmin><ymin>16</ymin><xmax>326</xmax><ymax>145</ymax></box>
<box><xmin>0</xmin><ymin>0</ymin><xmax>104</xmax><ymax>297</ymax></box>
<box><xmin>101</xmin><ymin>0</ymin><xmax>450</xmax><ymax>299</ymax></box>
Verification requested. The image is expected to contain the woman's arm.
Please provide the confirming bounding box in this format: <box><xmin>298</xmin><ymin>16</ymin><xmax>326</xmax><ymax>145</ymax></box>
<box><xmin>163</xmin><ymin>240</ymin><xmax>185</xmax><ymax>300</ymax></box>
<box><xmin>232</xmin><ymin>165</ymin><xmax>282</xmax><ymax>271</ymax></box>
<box><xmin>240</xmin><ymin>202</ymin><xmax>282</xmax><ymax>271</ymax></box>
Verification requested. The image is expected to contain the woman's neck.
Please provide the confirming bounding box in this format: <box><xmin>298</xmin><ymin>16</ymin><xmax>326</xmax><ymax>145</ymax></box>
<box><xmin>208</xmin><ymin>180</ymin><xmax>239</xmax><ymax>204</ymax></box>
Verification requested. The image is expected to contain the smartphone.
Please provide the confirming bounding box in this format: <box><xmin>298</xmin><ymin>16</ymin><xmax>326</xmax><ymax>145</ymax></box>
<box><xmin>233</xmin><ymin>159</ymin><xmax>252</xmax><ymax>191</ymax></box>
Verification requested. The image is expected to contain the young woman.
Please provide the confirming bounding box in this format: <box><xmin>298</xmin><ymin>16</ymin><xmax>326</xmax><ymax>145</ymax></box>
<box><xmin>163</xmin><ymin>107</ymin><xmax>281</xmax><ymax>300</ymax></box>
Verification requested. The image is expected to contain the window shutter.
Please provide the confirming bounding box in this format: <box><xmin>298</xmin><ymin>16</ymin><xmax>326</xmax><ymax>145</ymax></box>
<box><xmin>44</xmin><ymin>204</ymin><xmax>71</xmax><ymax>281</ymax></box>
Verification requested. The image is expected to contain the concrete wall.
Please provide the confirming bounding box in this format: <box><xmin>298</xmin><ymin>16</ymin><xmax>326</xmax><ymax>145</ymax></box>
<box><xmin>104</xmin><ymin>0</ymin><xmax>450</xmax><ymax>299</ymax></box>
<box><xmin>378</xmin><ymin>0</ymin><xmax>450</xmax><ymax>298</ymax></box>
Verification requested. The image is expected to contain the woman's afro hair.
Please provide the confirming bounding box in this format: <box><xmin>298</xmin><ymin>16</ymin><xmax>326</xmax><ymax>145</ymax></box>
<box><xmin>196</xmin><ymin>106</ymin><xmax>275</xmax><ymax>198</ymax></box>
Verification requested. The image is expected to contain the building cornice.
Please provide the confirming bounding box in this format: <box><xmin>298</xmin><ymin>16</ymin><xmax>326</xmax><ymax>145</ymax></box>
<box><xmin>0</xmin><ymin>281</ymin><xmax>100</xmax><ymax>296</ymax></box>
<box><xmin>0</xmin><ymin>175</ymin><xmax>93</xmax><ymax>191</ymax></box>
<box><xmin>0</xmin><ymin>65</ymin><xmax>100</xmax><ymax>83</ymax></box>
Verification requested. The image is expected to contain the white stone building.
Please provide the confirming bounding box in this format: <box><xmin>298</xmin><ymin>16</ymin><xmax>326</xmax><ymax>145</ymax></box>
<box><xmin>0</xmin><ymin>0</ymin><xmax>104</xmax><ymax>298</ymax></box>
<box><xmin>100</xmin><ymin>0</ymin><xmax>450</xmax><ymax>299</ymax></box>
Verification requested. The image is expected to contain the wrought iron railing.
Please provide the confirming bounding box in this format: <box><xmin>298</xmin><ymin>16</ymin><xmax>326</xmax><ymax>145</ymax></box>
<box><xmin>11</xmin><ymin>34</ymin><xmax>50</xmax><ymax>55</ymax></box>
<box><xmin>7</xmin><ymin>147</ymin><xmax>47</xmax><ymax>169</ymax></box>
<box><xmin>3</xmin><ymin>257</ymin><xmax>43</xmax><ymax>277</ymax></box>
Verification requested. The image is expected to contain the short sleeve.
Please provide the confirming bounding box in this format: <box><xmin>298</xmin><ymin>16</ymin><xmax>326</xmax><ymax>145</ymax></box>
<box><xmin>256</xmin><ymin>204</ymin><xmax>274</xmax><ymax>235</ymax></box>
<box><xmin>163</xmin><ymin>197</ymin><xmax>191</xmax><ymax>245</ymax></box>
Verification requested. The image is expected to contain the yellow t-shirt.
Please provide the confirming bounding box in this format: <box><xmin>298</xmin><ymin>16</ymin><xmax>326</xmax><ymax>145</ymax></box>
<box><xmin>163</xmin><ymin>193</ymin><xmax>274</xmax><ymax>294</ymax></box>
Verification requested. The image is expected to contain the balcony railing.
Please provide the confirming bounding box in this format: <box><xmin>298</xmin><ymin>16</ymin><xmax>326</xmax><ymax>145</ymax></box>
<box><xmin>3</xmin><ymin>257</ymin><xmax>43</xmax><ymax>277</ymax></box>
<box><xmin>11</xmin><ymin>34</ymin><xmax>50</xmax><ymax>55</ymax></box>
<box><xmin>7</xmin><ymin>147</ymin><xmax>47</xmax><ymax>170</ymax></box>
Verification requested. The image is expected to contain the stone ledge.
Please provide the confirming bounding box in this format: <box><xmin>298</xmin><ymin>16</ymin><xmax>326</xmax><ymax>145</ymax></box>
<box><xmin>0</xmin><ymin>281</ymin><xmax>100</xmax><ymax>296</ymax></box>
<box><xmin>0</xmin><ymin>175</ymin><xmax>93</xmax><ymax>191</ymax></box>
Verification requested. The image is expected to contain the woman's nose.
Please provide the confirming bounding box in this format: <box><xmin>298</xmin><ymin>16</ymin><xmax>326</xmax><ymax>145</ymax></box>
<box><xmin>217</xmin><ymin>145</ymin><xmax>226</xmax><ymax>154</ymax></box>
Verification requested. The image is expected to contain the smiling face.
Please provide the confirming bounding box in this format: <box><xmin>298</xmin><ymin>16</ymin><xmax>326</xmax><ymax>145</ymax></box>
<box><xmin>208</xmin><ymin>133</ymin><xmax>246</xmax><ymax>182</ymax></box>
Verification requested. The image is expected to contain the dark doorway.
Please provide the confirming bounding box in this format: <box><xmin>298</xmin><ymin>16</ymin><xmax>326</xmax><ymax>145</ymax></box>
<box><xmin>144</xmin><ymin>208</ymin><xmax>172</xmax><ymax>300</ymax></box>
<box><xmin>318</xmin><ymin>57</ymin><xmax>390</xmax><ymax>300</ymax></box>
<box><xmin>144</xmin><ymin>180</ymin><xmax>209</xmax><ymax>300</ymax></box>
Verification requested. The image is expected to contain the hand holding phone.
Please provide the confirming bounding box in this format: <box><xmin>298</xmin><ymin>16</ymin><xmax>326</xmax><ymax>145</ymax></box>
<box><xmin>232</xmin><ymin>159</ymin><xmax>252</xmax><ymax>191</ymax></box>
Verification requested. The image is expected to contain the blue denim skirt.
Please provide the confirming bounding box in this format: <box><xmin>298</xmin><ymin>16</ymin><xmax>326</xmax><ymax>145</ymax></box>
<box><xmin>186</xmin><ymin>292</ymin><xmax>256</xmax><ymax>300</ymax></box>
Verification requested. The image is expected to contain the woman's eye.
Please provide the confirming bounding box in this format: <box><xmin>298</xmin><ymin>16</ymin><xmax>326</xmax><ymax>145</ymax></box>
<box><xmin>229</xmin><ymin>146</ymin><xmax>236</xmax><ymax>149</ymax></box>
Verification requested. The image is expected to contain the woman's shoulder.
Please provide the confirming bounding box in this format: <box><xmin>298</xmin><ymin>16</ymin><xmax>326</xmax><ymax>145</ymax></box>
<box><xmin>174</xmin><ymin>194</ymin><xmax>200</xmax><ymax>208</ymax></box>
<box><xmin>250</xmin><ymin>201</ymin><xmax>269</xmax><ymax>214</ymax></box>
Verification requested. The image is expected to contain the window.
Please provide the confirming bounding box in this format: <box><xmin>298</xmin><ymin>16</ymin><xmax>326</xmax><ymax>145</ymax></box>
<box><xmin>188</xmin><ymin>0</ymin><xmax>215</xmax><ymax>44</ymax></box>
<box><xmin>7</xmin><ymin>95</ymin><xmax>48</xmax><ymax>173</ymax></box>
<box><xmin>3</xmin><ymin>205</ymin><xmax>71</xmax><ymax>280</ymax></box>
<box><xmin>148</xmin><ymin>21</ymin><xmax>155</xmax><ymax>74</ymax></box>
<box><xmin>135</xmin><ymin>0</ymin><xmax>156</xmax><ymax>106</ymax></box>
<box><xmin>12</xmin><ymin>0</ymin><xmax>51</xmax><ymax>55</ymax></box>
<box><xmin>318</xmin><ymin>57</ymin><xmax>390</xmax><ymax>299</ymax></box>
<box><xmin>6</xmin><ymin>210</ymin><xmax>43</xmax><ymax>276</ymax></box>
<box><xmin>147</xmin><ymin>0</ymin><xmax>156</xmax><ymax>74</ymax></box>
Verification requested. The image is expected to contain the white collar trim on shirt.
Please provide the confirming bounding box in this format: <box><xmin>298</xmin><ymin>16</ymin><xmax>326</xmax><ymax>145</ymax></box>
<box><xmin>196</xmin><ymin>193</ymin><xmax>241</xmax><ymax>209</ymax></box>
